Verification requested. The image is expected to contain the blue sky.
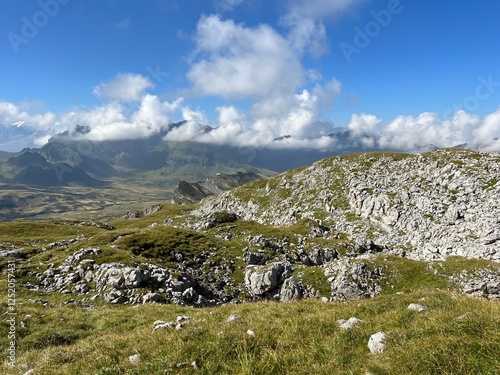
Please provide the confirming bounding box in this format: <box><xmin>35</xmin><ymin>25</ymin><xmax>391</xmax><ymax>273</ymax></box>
<box><xmin>1</xmin><ymin>0</ymin><xmax>500</xmax><ymax>151</ymax></box>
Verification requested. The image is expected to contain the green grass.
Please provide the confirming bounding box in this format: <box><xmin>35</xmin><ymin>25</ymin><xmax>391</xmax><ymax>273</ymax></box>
<box><xmin>483</xmin><ymin>178</ymin><xmax>499</xmax><ymax>191</ymax></box>
<box><xmin>1</xmin><ymin>288</ymin><xmax>498</xmax><ymax>374</ymax></box>
<box><xmin>293</xmin><ymin>266</ymin><xmax>331</xmax><ymax>297</ymax></box>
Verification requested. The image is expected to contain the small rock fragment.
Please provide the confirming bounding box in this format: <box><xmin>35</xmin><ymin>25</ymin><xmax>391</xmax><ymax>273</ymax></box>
<box><xmin>368</xmin><ymin>331</ymin><xmax>387</xmax><ymax>354</ymax></box>
<box><xmin>227</xmin><ymin>314</ymin><xmax>242</xmax><ymax>322</ymax></box>
<box><xmin>153</xmin><ymin>321</ymin><xmax>175</xmax><ymax>332</ymax></box>
<box><xmin>246</xmin><ymin>329</ymin><xmax>256</xmax><ymax>337</ymax></box>
<box><xmin>337</xmin><ymin>317</ymin><xmax>362</xmax><ymax>330</ymax></box>
<box><xmin>408</xmin><ymin>303</ymin><xmax>428</xmax><ymax>313</ymax></box>
<box><xmin>177</xmin><ymin>315</ymin><xmax>191</xmax><ymax>322</ymax></box>
<box><xmin>191</xmin><ymin>361</ymin><xmax>198</xmax><ymax>369</ymax></box>
<box><xmin>129</xmin><ymin>354</ymin><xmax>141</xmax><ymax>365</ymax></box>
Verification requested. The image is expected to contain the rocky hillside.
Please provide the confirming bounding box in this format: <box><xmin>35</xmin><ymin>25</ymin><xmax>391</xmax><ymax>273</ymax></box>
<box><xmin>1</xmin><ymin>148</ymin><xmax>496</xmax><ymax>314</ymax></box>
<box><xmin>2</xmin><ymin>150</ymin><xmax>499</xmax><ymax>375</ymax></box>
<box><xmin>195</xmin><ymin>149</ymin><xmax>500</xmax><ymax>262</ymax></box>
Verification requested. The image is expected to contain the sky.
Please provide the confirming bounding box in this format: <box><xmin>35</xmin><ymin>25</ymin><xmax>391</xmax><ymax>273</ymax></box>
<box><xmin>1</xmin><ymin>0</ymin><xmax>500</xmax><ymax>152</ymax></box>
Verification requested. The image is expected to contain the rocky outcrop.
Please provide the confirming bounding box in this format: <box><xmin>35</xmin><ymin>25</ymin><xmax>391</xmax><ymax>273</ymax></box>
<box><xmin>244</xmin><ymin>262</ymin><xmax>292</xmax><ymax>297</ymax></box>
<box><xmin>194</xmin><ymin>150</ymin><xmax>500</xmax><ymax>262</ymax></box>
<box><xmin>123</xmin><ymin>205</ymin><xmax>161</xmax><ymax>219</ymax></box>
<box><xmin>449</xmin><ymin>269</ymin><xmax>500</xmax><ymax>300</ymax></box>
<box><xmin>279</xmin><ymin>276</ymin><xmax>304</xmax><ymax>302</ymax></box>
<box><xmin>324</xmin><ymin>257</ymin><xmax>384</xmax><ymax>301</ymax></box>
<box><xmin>172</xmin><ymin>171</ymin><xmax>265</xmax><ymax>204</ymax></box>
<box><xmin>35</xmin><ymin>247</ymin><xmax>211</xmax><ymax>306</ymax></box>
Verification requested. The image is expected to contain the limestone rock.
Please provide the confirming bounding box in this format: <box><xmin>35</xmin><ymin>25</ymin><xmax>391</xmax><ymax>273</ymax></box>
<box><xmin>244</xmin><ymin>262</ymin><xmax>292</xmax><ymax>297</ymax></box>
<box><xmin>324</xmin><ymin>258</ymin><xmax>384</xmax><ymax>301</ymax></box>
<box><xmin>408</xmin><ymin>303</ymin><xmax>428</xmax><ymax>313</ymax></box>
<box><xmin>129</xmin><ymin>354</ymin><xmax>141</xmax><ymax>365</ymax></box>
<box><xmin>337</xmin><ymin>317</ymin><xmax>362</xmax><ymax>330</ymax></box>
<box><xmin>368</xmin><ymin>331</ymin><xmax>387</xmax><ymax>354</ymax></box>
<box><xmin>227</xmin><ymin>314</ymin><xmax>242</xmax><ymax>322</ymax></box>
<box><xmin>279</xmin><ymin>277</ymin><xmax>303</xmax><ymax>302</ymax></box>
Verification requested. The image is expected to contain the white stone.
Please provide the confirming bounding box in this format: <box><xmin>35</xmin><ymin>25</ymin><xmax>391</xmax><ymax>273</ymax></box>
<box><xmin>129</xmin><ymin>354</ymin><xmax>141</xmax><ymax>365</ymax></box>
<box><xmin>368</xmin><ymin>331</ymin><xmax>387</xmax><ymax>354</ymax></box>
<box><xmin>337</xmin><ymin>317</ymin><xmax>362</xmax><ymax>330</ymax></box>
<box><xmin>408</xmin><ymin>303</ymin><xmax>428</xmax><ymax>313</ymax></box>
<box><xmin>227</xmin><ymin>314</ymin><xmax>242</xmax><ymax>322</ymax></box>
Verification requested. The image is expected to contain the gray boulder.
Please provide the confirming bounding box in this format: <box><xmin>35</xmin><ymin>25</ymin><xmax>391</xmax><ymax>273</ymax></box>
<box><xmin>279</xmin><ymin>277</ymin><xmax>303</xmax><ymax>302</ymax></box>
<box><xmin>245</xmin><ymin>262</ymin><xmax>292</xmax><ymax>296</ymax></box>
<box><xmin>325</xmin><ymin>258</ymin><xmax>384</xmax><ymax>301</ymax></box>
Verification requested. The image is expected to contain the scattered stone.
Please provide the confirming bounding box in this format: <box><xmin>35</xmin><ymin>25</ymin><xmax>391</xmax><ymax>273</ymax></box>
<box><xmin>0</xmin><ymin>249</ymin><xmax>21</xmax><ymax>258</ymax></box>
<box><xmin>408</xmin><ymin>303</ymin><xmax>428</xmax><ymax>313</ymax></box>
<box><xmin>22</xmin><ymin>370</ymin><xmax>34</xmax><ymax>375</ymax></box>
<box><xmin>227</xmin><ymin>314</ymin><xmax>242</xmax><ymax>322</ymax></box>
<box><xmin>246</xmin><ymin>330</ymin><xmax>256</xmax><ymax>337</ymax></box>
<box><xmin>191</xmin><ymin>361</ymin><xmax>198</xmax><ymax>369</ymax></box>
<box><xmin>153</xmin><ymin>321</ymin><xmax>175</xmax><ymax>332</ymax></box>
<box><xmin>177</xmin><ymin>315</ymin><xmax>191</xmax><ymax>322</ymax></box>
<box><xmin>368</xmin><ymin>331</ymin><xmax>387</xmax><ymax>354</ymax></box>
<box><xmin>129</xmin><ymin>354</ymin><xmax>141</xmax><ymax>365</ymax></box>
<box><xmin>337</xmin><ymin>317</ymin><xmax>362</xmax><ymax>330</ymax></box>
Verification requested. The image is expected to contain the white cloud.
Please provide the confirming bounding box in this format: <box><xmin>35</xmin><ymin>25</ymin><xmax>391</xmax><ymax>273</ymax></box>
<box><xmin>283</xmin><ymin>0</ymin><xmax>363</xmax><ymax>55</ymax></box>
<box><xmin>215</xmin><ymin>0</ymin><xmax>245</xmax><ymax>12</ymax></box>
<box><xmin>93</xmin><ymin>73</ymin><xmax>154</xmax><ymax>102</ymax></box>
<box><xmin>0</xmin><ymin>101</ymin><xmax>57</xmax><ymax>130</ymax></box>
<box><xmin>166</xmin><ymin>78</ymin><xmax>342</xmax><ymax>147</ymax></box>
<box><xmin>340</xmin><ymin>109</ymin><xmax>500</xmax><ymax>152</ymax></box>
<box><xmin>73</xmin><ymin>95</ymin><xmax>178</xmax><ymax>141</ymax></box>
<box><xmin>187</xmin><ymin>15</ymin><xmax>303</xmax><ymax>99</ymax></box>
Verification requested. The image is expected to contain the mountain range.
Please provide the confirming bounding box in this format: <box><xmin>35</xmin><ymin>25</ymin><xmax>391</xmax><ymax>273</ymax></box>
<box><xmin>0</xmin><ymin>122</ymin><xmax>473</xmax><ymax>221</ymax></box>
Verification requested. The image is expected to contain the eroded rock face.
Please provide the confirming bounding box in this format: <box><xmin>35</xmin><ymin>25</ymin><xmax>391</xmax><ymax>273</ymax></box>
<box><xmin>450</xmin><ymin>269</ymin><xmax>500</xmax><ymax>300</ymax></box>
<box><xmin>35</xmin><ymin>248</ymin><xmax>209</xmax><ymax>305</ymax></box>
<box><xmin>324</xmin><ymin>258</ymin><xmax>384</xmax><ymax>301</ymax></box>
<box><xmin>244</xmin><ymin>262</ymin><xmax>292</xmax><ymax>296</ymax></box>
<box><xmin>194</xmin><ymin>150</ymin><xmax>500</xmax><ymax>263</ymax></box>
<box><xmin>279</xmin><ymin>276</ymin><xmax>304</xmax><ymax>302</ymax></box>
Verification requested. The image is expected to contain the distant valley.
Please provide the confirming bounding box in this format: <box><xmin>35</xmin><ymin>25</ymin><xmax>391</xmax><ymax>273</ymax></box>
<box><xmin>0</xmin><ymin>128</ymin><xmax>336</xmax><ymax>221</ymax></box>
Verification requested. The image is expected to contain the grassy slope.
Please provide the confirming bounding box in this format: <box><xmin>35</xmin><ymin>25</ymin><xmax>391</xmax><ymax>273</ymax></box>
<box><xmin>0</xmin><ymin>288</ymin><xmax>498</xmax><ymax>374</ymax></box>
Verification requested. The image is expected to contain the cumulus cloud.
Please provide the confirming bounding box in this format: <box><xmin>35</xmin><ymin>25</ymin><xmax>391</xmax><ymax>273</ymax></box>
<box><xmin>187</xmin><ymin>15</ymin><xmax>303</xmax><ymax>99</ymax></box>
<box><xmin>0</xmin><ymin>101</ymin><xmax>58</xmax><ymax>131</ymax></box>
<box><xmin>0</xmin><ymin>90</ymin><xmax>182</xmax><ymax>147</ymax></box>
<box><xmin>64</xmin><ymin>94</ymin><xmax>179</xmax><ymax>141</ymax></box>
<box><xmin>2</xmin><ymin>94</ymin><xmax>500</xmax><ymax>152</ymax></box>
<box><xmin>93</xmin><ymin>73</ymin><xmax>154</xmax><ymax>102</ymax></box>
